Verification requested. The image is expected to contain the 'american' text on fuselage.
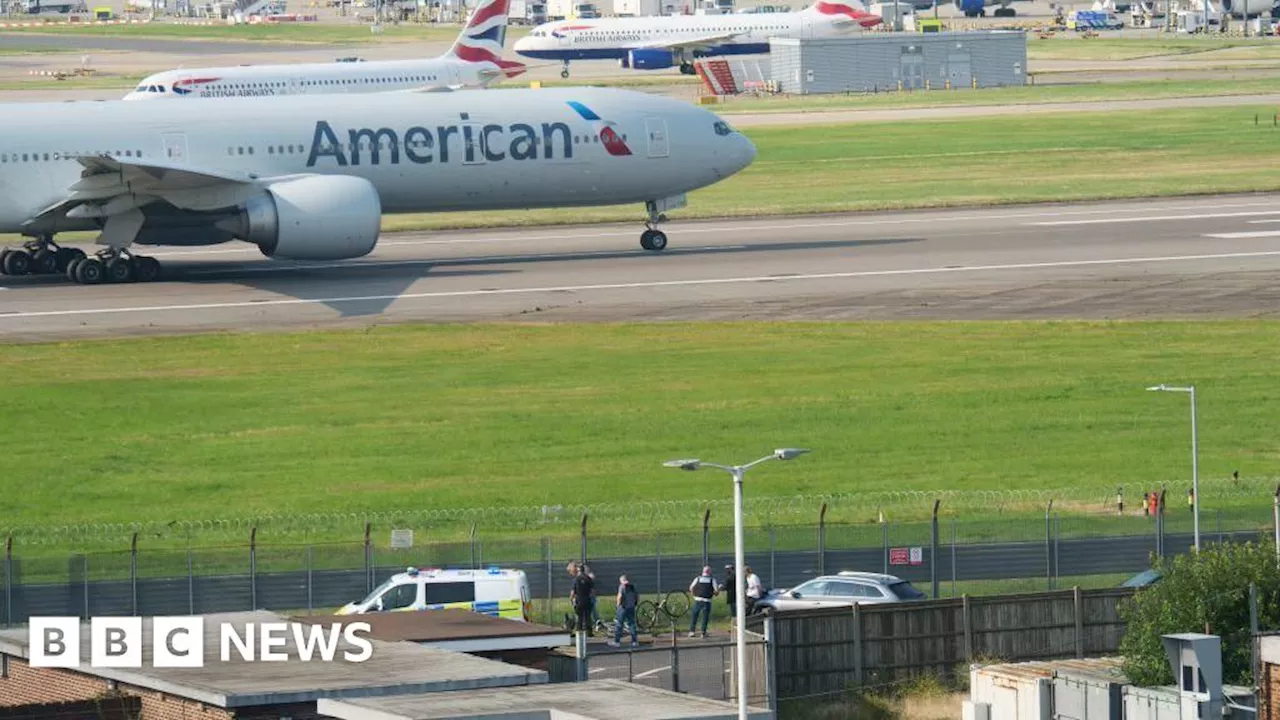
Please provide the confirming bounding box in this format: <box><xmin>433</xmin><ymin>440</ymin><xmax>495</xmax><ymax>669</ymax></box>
<box><xmin>305</xmin><ymin>119</ymin><xmax>581</xmax><ymax>167</ymax></box>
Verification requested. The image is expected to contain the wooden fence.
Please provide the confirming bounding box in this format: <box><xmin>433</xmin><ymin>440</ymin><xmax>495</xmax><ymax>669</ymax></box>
<box><xmin>749</xmin><ymin>587</ymin><xmax>1134</xmax><ymax>699</ymax></box>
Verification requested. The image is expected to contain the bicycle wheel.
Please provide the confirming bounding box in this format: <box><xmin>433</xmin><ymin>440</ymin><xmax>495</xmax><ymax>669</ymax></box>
<box><xmin>637</xmin><ymin>600</ymin><xmax>660</xmax><ymax>633</ymax></box>
<box><xmin>663</xmin><ymin>591</ymin><xmax>691</xmax><ymax>621</ymax></box>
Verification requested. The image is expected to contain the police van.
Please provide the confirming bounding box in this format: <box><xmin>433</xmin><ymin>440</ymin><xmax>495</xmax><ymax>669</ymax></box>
<box><xmin>335</xmin><ymin>567</ymin><xmax>532</xmax><ymax>622</ymax></box>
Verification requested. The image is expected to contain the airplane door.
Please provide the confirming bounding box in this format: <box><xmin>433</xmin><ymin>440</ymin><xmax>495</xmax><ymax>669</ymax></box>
<box><xmin>644</xmin><ymin>117</ymin><xmax>669</xmax><ymax>158</ymax></box>
<box><xmin>448</xmin><ymin>65</ymin><xmax>462</xmax><ymax>86</ymax></box>
<box><xmin>462</xmin><ymin>123</ymin><xmax>487</xmax><ymax>165</ymax></box>
<box><xmin>288</xmin><ymin>76</ymin><xmax>302</xmax><ymax>95</ymax></box>
<box><xmin>800</xmin><ymin>14</ymin><xmax>814</xmax><ymax>38</ymax></box>
<box><xmin>162</xmin><ymin>132</ymin><xmax>189</xmax><ymax>163</ymax></box>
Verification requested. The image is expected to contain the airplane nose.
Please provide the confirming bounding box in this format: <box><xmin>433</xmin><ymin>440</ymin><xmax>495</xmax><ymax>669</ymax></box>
<box><xmin>723</xmin><ymin>133</ymin><xmax>756</xmax><ymax>176</ymax></box>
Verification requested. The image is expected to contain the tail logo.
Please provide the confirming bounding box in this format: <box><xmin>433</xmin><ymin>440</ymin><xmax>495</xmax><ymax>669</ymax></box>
<box><xmin>451</xmin><ymin>0</ymin><xmax>526</xmax><ymax>77</ymax></box>
<box><xmin>566</xmin><ymin>101</ymin><xmax>632</xmax><ymax>156</ymax></box>
<box><xmin>813</xmin><ymin>0</ymin><xmax>883</xmax><ymax>26</ymax></box>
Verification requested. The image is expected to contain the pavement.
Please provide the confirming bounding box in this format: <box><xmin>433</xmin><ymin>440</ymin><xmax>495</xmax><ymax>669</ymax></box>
<box><xmin>5</xmin><ymin>193</ymin><xmax>1280</xmax><ymax>341</ymax></box>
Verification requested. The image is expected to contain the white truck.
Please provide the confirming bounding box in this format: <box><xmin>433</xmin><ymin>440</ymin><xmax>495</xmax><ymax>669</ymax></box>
<box><xmin>614</xmin><ymin>0</ymin><xmax>661</xmax><ymax>15</ymax></box>
<box><xmin>547</xmin><ymin>0</ymin><xmax>597</xmax><ymax>18</ymax></box>
<box><xmin>510</xmin><ymin>0</ymin><xmax>547</xmax><ymax>23</ymax></box>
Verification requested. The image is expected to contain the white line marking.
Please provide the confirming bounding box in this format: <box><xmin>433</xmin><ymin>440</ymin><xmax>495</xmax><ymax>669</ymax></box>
<box><xmin>5</xmin><ymin>249</ymin><xmax>1280</xmax><ymax>322</ymax></box>
<box><xmin>633</xmin><ymin>665</ymin><xmax>672</xmax><ymax>680</ymax></box>
<box><xmin>1028</xmin><ymin>211</ymin><xmax>1280</xmax><ymax>226</ymax></box>
<box><xmin>1248</xmin><ymin>219</ymin><xmax>1280</xmax><ymax>224</ymax></box>
<box><xmin>1204</xmin><ymin>231</ymin><xmax>1280</xmax><ymax>239</ymax></box>
<box><xmin>587</xmin><ymin>668</ymin><xmax>609</xmax><ymax>675</ymax></box>
<box><xmin>137</xmin><ymin>200</ymin><xmax>1280</xmax><ymax>258</ymax></box>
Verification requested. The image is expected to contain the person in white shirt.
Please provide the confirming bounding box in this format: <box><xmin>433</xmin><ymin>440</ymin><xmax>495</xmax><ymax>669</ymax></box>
<box><xmin>745</xmin><ymin>566</ymin><xmax>763</xmax><ymax>615</ymax></box>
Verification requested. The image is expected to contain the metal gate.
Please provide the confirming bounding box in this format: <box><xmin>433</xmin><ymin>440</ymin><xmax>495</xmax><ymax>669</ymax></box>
<box><xmin>900</xmin><ymin>49</ymin><xmax>925</xmax><ymax>90</ymax></box>
<box><xmin>947</xmin><ymin>52</ymin><xmax>972</xmax><ymax>88</ymax></box>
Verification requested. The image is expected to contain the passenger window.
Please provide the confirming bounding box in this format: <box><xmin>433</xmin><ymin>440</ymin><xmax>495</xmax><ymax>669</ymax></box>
<box><xmin>379</xmin><ymin>583</ymin><xmax>419</xmax><ymax>611</ymax></box>
<box><xmin>426</xmin><ymin>581</ymin><xmax>476</xmax><ymax>605</ymax></box>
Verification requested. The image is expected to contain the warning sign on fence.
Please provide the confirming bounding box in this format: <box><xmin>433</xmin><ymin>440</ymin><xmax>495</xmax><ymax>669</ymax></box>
<box><xmin>889</xmin><ymin>547</ymin><xmax>924</xmax><ymax>566</ymax></box>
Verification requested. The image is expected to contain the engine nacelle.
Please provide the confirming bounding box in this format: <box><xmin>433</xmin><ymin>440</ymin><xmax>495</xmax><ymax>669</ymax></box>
<box><xmin>954</xmin><ymin>0</ymin><xmax>985</xmax><ymax>14</ymax></box>
<box><xmin>231</xmin><ymin>175</ymin><xmax>382</xmax><ymax>261</ymax></box>
<box><xmin>1226</xmin><ymin>0</ymin><xmax>1273</xmax><ymax>17</ymax></box>
<box><xmin>627</xmin><ymin>48</ymin><xmax>676</xmax><ymax>70</ymax></box>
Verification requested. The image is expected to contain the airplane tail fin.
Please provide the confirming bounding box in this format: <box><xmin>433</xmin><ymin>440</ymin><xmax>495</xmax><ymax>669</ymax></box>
<box><xmin>446</xmin><ymin>0</ymin><xmax>528</xmax><ymax>80</ymax></box>
<box><xmin>803</xmin><ymin>0</ymin><xmax>883</xmax><ymax>27</ymax></box>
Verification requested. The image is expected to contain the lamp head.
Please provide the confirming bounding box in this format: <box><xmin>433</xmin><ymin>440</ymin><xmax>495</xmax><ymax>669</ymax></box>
<box><xmin>664</xmin><ymin>459</ymin><xmax>701</xmax><ymax>471</ymax></box>
<box><xmin>774</xmin><ymin>448</ymin><xmax>810</xmax><ymax>461</ymax></box>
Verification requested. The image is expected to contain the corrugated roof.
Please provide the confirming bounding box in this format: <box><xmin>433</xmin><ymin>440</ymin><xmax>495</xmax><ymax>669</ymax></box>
<box><xmin>975</xmin><ymin>657</ymin><xmax>1128</xmax><ymax>684</ymax></box>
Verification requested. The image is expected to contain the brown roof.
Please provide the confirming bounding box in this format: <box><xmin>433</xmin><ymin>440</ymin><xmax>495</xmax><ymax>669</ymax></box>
<box><xmin>291</xmin><ymin>610</ymin><xmax>566</xmax><ymax>643</ymax></box>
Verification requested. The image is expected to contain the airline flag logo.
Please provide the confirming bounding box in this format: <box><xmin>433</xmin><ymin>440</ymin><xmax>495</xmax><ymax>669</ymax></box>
<box><xmin>28</xmin><ymin>617</ymin><xmax>374</xmax><ymax>668</ymax></box>
<box><xmin>566</xmin><ymin>101</ymin><xmax>632</xmax><ymax>156</ymax></box>
<box><xmin>171</xmin><ymin>77</ymin><xmax>220</xmax><ymax>95</ymax></box>
<box><xmin>813</xmin><ymin>0</ymin><xmax>883</xmax><ymax>26</ymax></box>
<box><xmin>550</xmin><ymin>23</ymin><xmax>593</xmax><ymax>38</ymax></box>
<box><xmin>451</xmin><ymin>0</ymin><xmax>527</xmax><ymax>78</ymax></box>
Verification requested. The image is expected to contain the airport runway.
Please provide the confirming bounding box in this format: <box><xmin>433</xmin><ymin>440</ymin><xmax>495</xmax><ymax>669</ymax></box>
<box><xmin>4</xmin><ymin>193</ymin><xmax>1280</xmax><ymax>341</ymax></box>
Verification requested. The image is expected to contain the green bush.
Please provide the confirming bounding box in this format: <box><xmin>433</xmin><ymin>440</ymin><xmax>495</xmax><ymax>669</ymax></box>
<box><xmin>1119</xmin><ymin>541</ymin><xmax>1280</xmax><ymax>686</ymax></box>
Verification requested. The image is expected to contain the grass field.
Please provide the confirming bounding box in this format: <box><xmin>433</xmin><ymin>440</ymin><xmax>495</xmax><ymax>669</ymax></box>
<box><xmin>710</xmin><ymin>77</ymin><xmax>1280</xmax><ymax>114</ymax></box>
<box><xmin>375</xmin><ymin>104</ymin><xmax>1280</xmax><ymax>231</ymax></box>
<box><xmin>4</xmin><ymin>322</ymin><xmax>1280</xmax><ymax>538</ymax></box>
<box><xmin>1025</xmin><ymin>36</ymin><xmax>1280</xmax><ymax>61</ymax></box>
<box><xmin>0</xmin><ymin>20</ymin><xmax>524</xmax><ymax>44</ymax></box>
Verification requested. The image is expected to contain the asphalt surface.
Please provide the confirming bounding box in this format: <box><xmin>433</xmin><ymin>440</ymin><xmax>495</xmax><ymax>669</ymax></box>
<box><xmin>4</xmin><ymin>193</ymin><xmax>1280</xmax><ymax>340</ymax></box>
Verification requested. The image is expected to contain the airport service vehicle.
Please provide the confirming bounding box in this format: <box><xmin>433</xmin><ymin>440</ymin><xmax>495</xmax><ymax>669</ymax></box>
<box><xmin>514</xmin><ymin>0</ymin><xmax>881</xmax><ymax>76</ymax></box>
<box><xmin>1067</xmin><ymin>8</ymin><xmax>1124</xmax><ymax>28</ymax></box>
<box><xmin>337</xmin><ymin>567</ymin><xmax>533</xmax><ymax>621</ymax></box>
<box><xmin>951</xmin><ymin>0</ymin><xmax>1030</xmax><ymax>17</ymax></box>
<box><xmin>752</xmin><ymin>571</ymin><xmax>927</xmax><ymax>613</ymax></box>
<box><xmin>0</xmin><ymin>87</ymin><xmax>755</xmax><ymax>284</ymax></box>
<box><xmin>510</xmin><ymin>0</ymin><xmax>548</xmax><ymax>23</ymax></box>
<box><xmin>123</xmin><ymin>0</ymin><xmax>524</xmax><ymax>100</ymax></box>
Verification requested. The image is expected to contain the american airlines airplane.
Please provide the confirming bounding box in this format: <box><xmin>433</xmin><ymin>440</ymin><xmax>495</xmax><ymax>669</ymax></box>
<box><xmin>513</xmin><ymin>1</ymin><xmax>881</xmax><ymax>77</ymax></box>
<box><xmin>123</xmin><ymin>0</ymin><xmax>525</xmax><ymax>100</ymax></box>
<box><xmin>0</xmin><ymin>87</ymin><xmax>755</xmax><ymax>285</ymax></box>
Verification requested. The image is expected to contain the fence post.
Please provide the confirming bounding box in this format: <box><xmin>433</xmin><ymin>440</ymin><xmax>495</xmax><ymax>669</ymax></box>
<box><xmin>671</xmin><ymin>625</ymin><xmax>681</xmax><ymax>694</ymax></box>
<box><xmin>852</xmin><ymin>601</ymin><xmax>864</xmax><ymax>687</ymax></box>
<box><xmin>130</xmin><ymin>532</ymin><xmax>138</xmax><ymax>617</ymax></box>
<box><xmin>305</xmin><ymin>543</ymin><xmax>313</xmax><ymax>609</ymax></box>
<box><xmin>951</xmin><ymin>517</ymin><xmax>958</xmax><ymax>598</ymax></box>
<box><xmin>655</xmin><ymin>533</ymin><xmax>663</xmax><ymax>594</ymax></box>
<box><xmin>249</xmin><ymin>526</ymin><xmax>257</xmax><ymax>610</ymax></box>
<box><xmin>83</xmin><ymin>554</ymin><xmax>89</xmax><ymax>620</ymax></box>
<box><xmin>1251</xmin><ymin>582</ymin><xmax>1260</xmax><ymax>695</ymax></box>
<box><xmin>187</xmin><ymin>548</ymin><xmax>194</xmax><ymax>615</ymax></box>
<box><xmin>931</xmin><ymin>499</ymin><xmax>940</xmax><ymax>600</ymax></box>
<box><xmin>818</xmin><ymin>503</ymin><xmax>827</xmax><ymax>577</ymax></box>
<box><xmin>1273</xmin><ymin>485</ymin><xmax>1280</xmax><ymax>563</ymax></box>
<box><xmin>580</xmin><ymin>514</ymin><xmax>589</xmax><ymax>569</ymax></box>
<box><xmin>962</xmin><ymin>594</ymin><xmax>973</xmax><ymax>662</ymax></box>
<box><xmin>1155</xmin><ymin>491</ymin><xmax>1163</xmax><ymax>558</ymax></box>
<box><xmin>1073</xmin><ymin>586</ymin><xmax>1083</xmax><ymax>658</ymax></box>
<box><xmin>543</xmin><ymin>537</ymin><xmax>553</xmax><ymax>626</ymax></box>
<box><xmin>363</xmin><ymin>522</ymin><xmax>373</xmax><ymax>594</ymax></box>
<box><xmin>470</xmin><ymin>522</ymin><xmax>477</xmax><ymax>570</ymax></box>
<box><xmin>1218</xmin><ymin>508</ymin><xmax>1223</xmax><ymax>545</ymax></box>
<box><xmin>881</xmin><ymin>519</ymin><xmax>889</xmax><ymax>575</ymax></box>
<box><xmin>764</xmin><ymin>612</ymin><xmax>778</xmax><ymax>714</ymax></box>
<box><xmin>769</xmin><ymin>527</ymin><xmax>777</xmax><ymax>591</ymax></box>
<box><xmin>1159</xmin><ymin>489</ymin><xmax>1167</xmax><ymax>556</ymax></box>
<box><xmin>702</xmin><ymin>509</ymin><xmax>711</xmax><ymax>570</ymax></box>
<box><xmin>1054</xmin><ymin>513</ymin><xmax>1060</xmax><ymax>590</ymax></box>
<box><xmin>3</xmin><ymin>536</ymin><xmax>10</xmax><ymax>628</ymax></box>
<box><xmin>1045</xmin><ymin>500</ymin><xmax>1054</xmax><ymax>591</ymax></box>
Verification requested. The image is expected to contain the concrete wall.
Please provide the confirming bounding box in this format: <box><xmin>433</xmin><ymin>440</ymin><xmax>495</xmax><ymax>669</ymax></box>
<box><xmin>768</xmin><ymin>31</ymin><xmax>1027</xmax><ymax>94</ymax></box>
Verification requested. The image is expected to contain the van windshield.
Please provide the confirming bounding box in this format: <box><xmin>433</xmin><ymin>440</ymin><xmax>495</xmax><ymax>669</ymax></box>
<box><xmin>361</xmin><ymin>578</ymin><xmax>396</xmax><ymax>605</ymax></box>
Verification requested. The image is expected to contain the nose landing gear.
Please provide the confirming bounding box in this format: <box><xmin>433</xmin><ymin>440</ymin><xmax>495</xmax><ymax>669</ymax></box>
<box><xmin>640</xmin><ymin>201</ymin><xmax>669</xmax><ymax>251</ymax></box>
<box><xmin>561</xmin><ymin>60</ymin><xmax>571</xmax><ymax>78</ymax></box>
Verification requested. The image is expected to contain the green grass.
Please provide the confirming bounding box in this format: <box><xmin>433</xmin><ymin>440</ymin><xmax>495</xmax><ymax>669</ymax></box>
<box><xmin>4</xmin><ymin>322</ymin><xmax>1280</xmax><ymax>540</ymax></box>
<box><xmin>0</xmin><ymin>21</ymin><xmax>525</xmax><ymax>44</ymax></box>
<box><xmin>710</xmin><ymin>77</ymin><xmax>1280</xmax><ymax>114</ymax></box>
<box><xmin>369</xmin><ymin>104</ymin><xmax>1280</xmax><ymax>231</ymax></box>
<box><xmin>1026</xmin><ymin>36</ymin><xmax>1280</xmax><ymax>61</ymax></box>
<box><xmin>0</xmin><ymin>74</ymin><xmax>143</xmax><ymax>91</ymax></box>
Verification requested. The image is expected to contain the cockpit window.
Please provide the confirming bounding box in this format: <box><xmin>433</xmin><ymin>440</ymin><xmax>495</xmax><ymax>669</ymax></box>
<box><xmin>713</xmin><ymin>121</ymin><xmax>733</xmax><ymax>136</ymax></box>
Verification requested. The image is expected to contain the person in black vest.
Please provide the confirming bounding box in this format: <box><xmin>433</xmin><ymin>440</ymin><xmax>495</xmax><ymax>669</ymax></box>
<box><xmin>722</xmin><ymin>564</ymin><xmax>737</xmax><ymax>622</ymax></box>
<box><xmin>570</xmin><ymin>563</ymin><xmax>595</xmax><ymax>637</ymax></box>
<box><xmin>688</xmin><ymin>565</ymin><xmax>719</xmax><ymax>638</ymax></box>
<box><xmin>609</xmin><ymin>574</ymin><xmax>640</xmax><ymax>648</ymax></box>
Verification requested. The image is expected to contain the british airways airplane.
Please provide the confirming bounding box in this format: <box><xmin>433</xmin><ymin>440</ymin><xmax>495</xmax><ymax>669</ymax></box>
<box><xmin>513</xmin><ymin>1</ymin><xmax>881</xmax><ymax>77</ymax></box>
<box><xmin>0</xmin><ymin>87</ymin><xmax>755</xmax><ymax>284</ymax></box>
<box><xmin>123</xmin><ymin>0</ymin><xmax>525</xmax><ymax>100</ymax></box>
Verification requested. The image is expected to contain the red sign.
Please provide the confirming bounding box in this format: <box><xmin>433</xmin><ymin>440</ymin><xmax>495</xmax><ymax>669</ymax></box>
<box><xmin>889</xmin><ymin>547</ymin><xmax>910</xmax><ymax>565</ymax></box>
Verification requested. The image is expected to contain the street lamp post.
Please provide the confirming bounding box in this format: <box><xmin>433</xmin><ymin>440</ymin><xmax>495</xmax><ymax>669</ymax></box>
<box><xmin>664</xmin><ymin>448</ymin><xmax>810</xmax><ymax>720</ymax></box>
<box><xmin>1147</xmin><ymin>384</ymin><xmax>1199</xmax><ymax>551</ymax></box>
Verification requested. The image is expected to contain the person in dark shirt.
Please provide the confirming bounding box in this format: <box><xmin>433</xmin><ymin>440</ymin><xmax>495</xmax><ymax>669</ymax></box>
<box><xmin>688</xmin><ymin>565</ymin><xmax>719</xmax><ymax>638</ymax></box>
<box><xmin>609</xmin><ymin>574</ymin><xmax>640</xmax><ymax>648</ymax></box>
<box><xmin>570</xmin><ymin>563</ymin><xmax>596</xmax><ymax>636</ymax></box>
<box><xmin>722</xmin><ymin>564</ymin><xmax>737</xmax><ymax>621</ymax></box>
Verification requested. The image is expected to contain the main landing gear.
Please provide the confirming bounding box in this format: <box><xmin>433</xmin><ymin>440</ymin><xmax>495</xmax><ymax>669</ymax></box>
<box><xmin>561</xmin><ymin>60</ymin><xmax>571</xmax><ymax>78</ymax></box>
<box><xmin>679</xmin><ymin>61</ymin><xmax>696</xmax><ymax>75</ymax></box>
<box><xmin>0</xmin><ymin>237</ymin><xmax>162</xmax><ymax>285</ymax></box>
<box><xmin>640</xmin><ymin>202</ymin><xmax>669</xmax><ymax>252</ymax></box>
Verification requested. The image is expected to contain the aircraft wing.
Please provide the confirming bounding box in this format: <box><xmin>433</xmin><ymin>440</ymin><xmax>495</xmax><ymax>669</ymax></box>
<box><xmin>23</xmin><ymin>153</ymin><xmax>263</xmax><ymax>232</ymax></box>
<box><xmin>632</xmin><ymin>31</ymin><xmax>744</xmax><ymax>52</ymax></box>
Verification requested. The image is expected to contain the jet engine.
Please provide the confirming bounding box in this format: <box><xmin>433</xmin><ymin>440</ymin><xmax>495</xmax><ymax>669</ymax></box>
<box><xmin>953</xmin><ymin>0</ymin><xmax>986</xmax><ymax>15</ymax></box>
<box><xmin>226</xmin><ymin>175</ymin><xmax>382</xmax><ymax>261</ymax></box>
<box><xmin>627</xmin><ymin>48</ymin><xmax>677</xmax><ymax>70</ymax></box>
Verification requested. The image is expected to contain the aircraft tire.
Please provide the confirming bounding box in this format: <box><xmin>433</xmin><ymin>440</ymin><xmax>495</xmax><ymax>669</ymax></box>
<box><xmin>31</xmin><ymin>249</ymin><xmax>58</xmax><ymax>275</ymax></box>
<box><xmin>75</xmin><ymin>258</ymin><xmax>105</xmax><ymax>285</ymax></box>
<box><xmin>640</xmin><ymin>229</ymin><xmax>668</xmax><ymax>251</ymax></box>
<box><xmin>133</xmin><ymin>256</ymin><xmax>161</xmax><ymax>283</ymax></box>
<box><xmin>0</xmin><ymin>249</ymin><xmax>9</xmax><ymax>275</ymax></box>
<box><xmin>106</xmin><ymin>257</ymin><xmax>136</xmax><ymax>283</ymax></box>
<box><xmin>56</xmin><ymin>247</ymin><xmax>85</xmax><ymax>273</ymax></box>
<box><xmin>561</xmin><ymin>69</ymin><xmax>570</xmax><ymax>78</ymax></box>
<box><xmin>2</xmin><ymin>249</ymin><xmax>30</xmax><ymax>276</ymax></box>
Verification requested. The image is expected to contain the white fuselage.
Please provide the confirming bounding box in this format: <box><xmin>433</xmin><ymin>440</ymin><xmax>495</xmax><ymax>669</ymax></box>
<box><xmin>123</xmin><ymin>57</ymin><xmax>499</xmax><ymax>101</ymax></box>
<box><xmin>0</xmin><ymin>87</ymin><xmax>755</xmax><ymax>236</ymax></box>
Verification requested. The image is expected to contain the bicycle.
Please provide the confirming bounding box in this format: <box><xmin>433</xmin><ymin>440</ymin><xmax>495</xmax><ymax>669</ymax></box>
<box><xmin>636</xmin><ymin>590</ymin><xmax>691</xmax><ymax>634</ymax></box>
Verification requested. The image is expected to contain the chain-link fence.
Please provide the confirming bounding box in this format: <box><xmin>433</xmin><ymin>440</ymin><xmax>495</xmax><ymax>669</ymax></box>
<box><xmin>4</xmin><ymin>488</ymin><xmax>1275</xmax><ymax>626</ymax></box>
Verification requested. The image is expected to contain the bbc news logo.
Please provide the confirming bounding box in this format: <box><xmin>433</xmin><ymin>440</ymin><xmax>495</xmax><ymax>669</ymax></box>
<box><xmin>29</xmin><ymin>617</ymin><xmax>374</xmax><ymax>668</ymax></box>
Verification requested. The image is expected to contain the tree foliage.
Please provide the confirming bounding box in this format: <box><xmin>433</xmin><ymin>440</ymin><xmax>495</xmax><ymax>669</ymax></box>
<box><xmin>1119</xmin><ymin>541</ymin><xmax>1280</xmax><ymax>687</ymax></box>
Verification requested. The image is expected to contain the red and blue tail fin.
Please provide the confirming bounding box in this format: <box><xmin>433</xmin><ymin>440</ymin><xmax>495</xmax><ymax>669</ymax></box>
<box><xmin>446</xmin><ymin>0</ymin><xmax>527</xmax><ymax>79</ymax></box>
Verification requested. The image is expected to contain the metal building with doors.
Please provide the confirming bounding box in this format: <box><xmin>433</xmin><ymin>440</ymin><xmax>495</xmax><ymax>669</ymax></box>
<box><xmin>767</xmin><ymin>30</ymin><xmax>1026</xmax><ymax>94</ymax></box>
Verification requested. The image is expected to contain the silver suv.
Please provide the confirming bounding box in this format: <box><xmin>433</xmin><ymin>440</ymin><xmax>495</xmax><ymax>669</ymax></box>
<box><xmin>753</xmin><ymin>571</ymin><xmax>926</xmax><ymax>613</ymax></box>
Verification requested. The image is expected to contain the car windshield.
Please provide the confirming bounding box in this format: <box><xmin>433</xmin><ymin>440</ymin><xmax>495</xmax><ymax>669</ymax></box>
<box><xmin>360</xmin><ymin>578</ymin><xmax>396</xmax><ymax>605</ymax></box>
<box><xmin>889</xmin><ymin>581</ymin><xmax>926</xmax><ymax>600</ymax></box>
